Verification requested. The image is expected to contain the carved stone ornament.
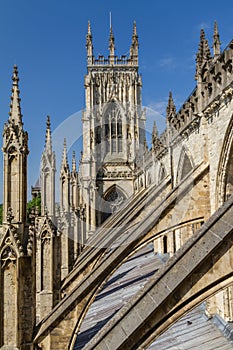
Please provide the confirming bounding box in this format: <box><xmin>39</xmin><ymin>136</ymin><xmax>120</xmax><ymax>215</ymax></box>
<box><xmin>1</xmin><ymin>245</ymin><xmax>17</xmax><ymax>268</ymax></box>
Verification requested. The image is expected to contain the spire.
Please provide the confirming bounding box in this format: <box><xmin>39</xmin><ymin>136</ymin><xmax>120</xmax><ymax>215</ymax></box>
<box><xmin>195</xmin><ymin>29</ymin><xmax>212</xmax><ymax>80</ymax></box>
<box><xmin>72</xmin><ymin>150</ymin><xmax>76</xmax><ymax>172</ymax></box>
<box><xmin>130</xmin><ymin>21</ymin><xmax>139</xmax><ymax>64</ymax></box>
<box><xmin>61</xmin><ymin>138</ymin><xmax>69</xmax><ymax>172</ymax></box>
<box><xmin>9</xmin><ymin>65</ymin><xmax>23</xmax><ymax>126</ymax></box>
<box><xmin>213</xmin><ymin>21</ymin><xmax>221</xmax><ymax>58</ymax></box>
<box><xmin>45</xmin><ymin>115</ymin><xmax>52</xmax><ymax>154</ymax></box>
<box><xmin>86</xmin><ymin>20</ymin><xmax>93</xmax><ymax>64</ymax></box>
<box><xmin>109</xmin><ymin>26</ymin><xmax>115</xmax><ymax>57</ymax></box>
<box><xmin>166</xmin><ymin>91</ymin><xmax>176</xmax><ymax>120</ymax></box>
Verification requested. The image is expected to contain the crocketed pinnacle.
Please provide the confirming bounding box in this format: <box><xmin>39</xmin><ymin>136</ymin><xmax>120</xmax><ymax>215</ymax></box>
<box><xmin>130</xmin><ymin>21</ymin><xmax>139</xmax><ymax>59</ymax></box>
<box><xmin>213</xmin><ymin>21</ymin><xmax>221</xmax><ymax>58</ymax></box>
<box><xmin>72</xmin><ymin>150</ymin><xmax>76</xmax><ymax>172</ymax></box>
<box><xmin>152</xmin><ymin>121</ymin><xmax>158</xmax><ymax>140</ymax></box>
<box><xmin>166</xmin><ymin>91</ymin><xmax>176</xmax><ymax>119</ymax></box>
<box><xmin>45</xmin><ymin>115</ymin><xmax>52</xmax><ymax>154</ymax></box>
<box><xmin>61</xmin><ymin>138</ymin><xmax>70</xmax><ymax>172</ymax></box>
<box><xmin>195</xmin><ymin>29</ymin><xmax>212</xmax><ymax>79</ymax></box>
<box><xmin>86</xmin><ymin>20</ymin><xmax>93</xmax><ymax>58</ymax></box>
<box><xmin>109</xmin><ymin>26</ymin><xmax>115</xmax><ymax>56</ymax></box>
<box><xmin>9</xmin><ymin>65</ymin><xmax>23</xmax><ymax>126</ymax></box>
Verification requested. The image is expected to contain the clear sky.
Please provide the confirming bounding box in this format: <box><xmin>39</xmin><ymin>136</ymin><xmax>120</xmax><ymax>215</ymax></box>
<box><xmin>0</xmin><ymin>0</ymin><xmax>233</xmax><ymax>201</ymax></box>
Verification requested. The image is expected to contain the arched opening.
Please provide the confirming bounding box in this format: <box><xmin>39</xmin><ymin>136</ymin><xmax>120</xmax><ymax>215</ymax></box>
<box><xmin>100</xmin><ymin>185</ymin><xmax>127</xmax><ymax>224</ymax></box>
<box><xmin>103</xmin><ymin>102</ymin><xmax>123</xmax><ymax>158</ymax></box>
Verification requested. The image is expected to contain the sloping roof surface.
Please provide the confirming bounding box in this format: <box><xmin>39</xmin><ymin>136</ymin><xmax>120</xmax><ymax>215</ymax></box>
<box><xmin>74</xmin><ymin>244</ymin><xmax>233</xmax><ymax>350</ymax></box>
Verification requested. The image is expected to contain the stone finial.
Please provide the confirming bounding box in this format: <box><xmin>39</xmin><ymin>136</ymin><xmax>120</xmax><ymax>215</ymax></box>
<box><xmin>166</xmin><ymin>91</ymin><xmax>176</xmax><ymax>120</ymax></box>
<box><xmin>45</xmin><ymin>115</ymin><xmax>52</xmax><ymax>154</ymax></box>
<box><xmin>109</xmin><ymin>26</ymin><xmax>115</xmax><ymax>57</ymax></box>
<box><xmin>86</xmin><ymin>20</ymin><xmax>93</xmax><ymax>62</ymax></box>
<box><xmin>152</xmin><ymin>121</ymin><xmax>158</xmax><ymax>140</ymax></box>
<box><xmin>195</xmin><ymin>29</ymin><xmax>212</xmax><ymax>80</ymax></box>
<box><xmin>212</xmin><ymin>21</ymin><xmax>221</xmax><ymax>58</ymax></box>
<box><xmin>9</xmin><ymin>65</ymin><xmax>23</xmax><ymax>126</ymax></box>
<box><xmin>130</xmin><ymin>21</ymin><xmax>139</xmax><ymax>64</ymax></box>
<box><xmin>61</xmin><ymin>138</ymin><xmax>70</xmax><ymax>172</ymax></box>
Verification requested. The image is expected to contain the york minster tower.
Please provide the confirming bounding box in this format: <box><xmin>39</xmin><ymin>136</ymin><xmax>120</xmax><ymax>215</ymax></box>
<box><xmin>79</xmin><ymin>22</ymin><xmax>146</xmax><ymax>234</ymax></box>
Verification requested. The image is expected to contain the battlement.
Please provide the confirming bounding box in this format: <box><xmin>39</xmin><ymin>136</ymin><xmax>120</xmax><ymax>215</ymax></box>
<box><xmin>88</xmin><ymin>55</ymin><xmax>138</xmax><ymax>66</ymax></box>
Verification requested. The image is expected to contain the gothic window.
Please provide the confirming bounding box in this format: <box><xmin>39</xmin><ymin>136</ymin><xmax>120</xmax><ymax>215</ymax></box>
<box><xmin>101</xmin><ymin>185</ymin><xmax>126</xmax><ymax>224</ymax></box>
<box><xmin>104</xmin><ymin>103</ymin><xmax>123</xmax><ymax>155</ymax></box>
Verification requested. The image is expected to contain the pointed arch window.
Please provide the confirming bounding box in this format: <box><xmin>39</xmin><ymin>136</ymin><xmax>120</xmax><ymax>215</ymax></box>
<box><xmin>104</xmin><ymin>103</ymin><xmax>123</xmax><ymax>154</ymax></box>
<box><xmin>101</xmin><ymin>185</ymin><xmax>126</xmax><ymax>224</ymax></box>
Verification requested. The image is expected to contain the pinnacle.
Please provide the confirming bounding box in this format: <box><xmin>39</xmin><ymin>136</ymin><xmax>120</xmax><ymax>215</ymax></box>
<box><xmin>166</xmin><ymin>91</ymin><xmax>176</xmax><ymax>118</ymax></box>
<box><xmin>196</xmin><ymin>28</ymin><xmax>212</xmax><ymax>76</ymax></box>
<box><xmin>87</xmin><ymin>20</ymin><xmax>91</xmax><ymax>35</ymax></box>
<box><xmin>47</xmin><ymin>115</ymin><xmax>51</xmax><ymax>129</ymax></box>
<box><xmin>152</xmin><ymin>121</ymin><xmax>158</xmax><ymax>140</ymax></box>
<box><xmin>109</xmin><ymin>25</ymin><xmax>115</xmax><ymax>55</ymax></box>
<box><xmin>61</xmin><ymin>138</ymin><xmax>70</xmax><ymax>172</ymax></box>
<box><xmin>213</xmin><ymin>21</ymin><xmax>221</xmax><ymax>57</ymax></box>
<box><xmin>72</xmin><ymin>150</ymin><xmax>76</xmax><ymax>172</ymax></box>
<box><xmin>9</xmin><ymin>65</ymin><xmax>23</xmax><ymax>125</ymax></box>
<box><xmin>45</xmin><ymin>115</ymin><xmax>52</xmax><ymax>153</ymax></box>
<box><xmin>133</xmin><ymin>21</ymin><xmax>137</xmax><ymax>36</ymax></box>
<box><xmin>130</xmin><ymin>21</ymin><xmax>139</xmax><ymax>62</ymax></box>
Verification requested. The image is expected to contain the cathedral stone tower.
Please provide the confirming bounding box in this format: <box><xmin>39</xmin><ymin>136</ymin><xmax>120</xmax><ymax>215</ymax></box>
<box><xmin>79</xmin><ymin>22</ymin><xmax>146</xmax><ymax>234</ymax></box>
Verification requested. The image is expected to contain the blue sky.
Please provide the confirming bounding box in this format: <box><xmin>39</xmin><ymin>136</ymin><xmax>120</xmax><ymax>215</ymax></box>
<box><xmin>0</xmin><ymin>0</ymin><xmax>233</xmax><ymax>201</ymax></box>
